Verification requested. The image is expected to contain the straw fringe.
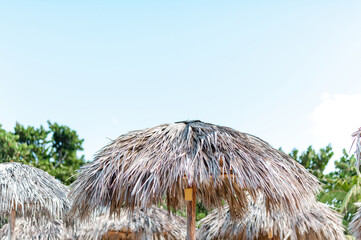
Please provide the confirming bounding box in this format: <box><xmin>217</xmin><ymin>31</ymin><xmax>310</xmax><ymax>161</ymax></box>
<box><xmin>69</xmin><ymin>121</ymin><xmax>320</xmax><ymax>221</ymax></box>
<box><xmin>349</xmin><ymin>128</ymin><xmax>361</xmax><ymax>239</ymax></box>
<box><xmin>198</xmin><ymin>199</ymin><xmax>345</xmax><ymax>240</ymax></box>
<box><xmin>349</xmin><ymin>203</ymin><xmax>361</xmax><ymax>239</ymax></box>
<box><xmin>352</xmin><ymin>128</ymin><xmax>361</xmax><ymax>172</ymax></box>
<box><xmin>76</xmin><ymin>207</ymin><xmax>186</xmax><ymax>240</ymax></box>
<box><xmin>0</xmin><ymin>218</ymin><xmax>73</xmax><ymax>240</ymax></box>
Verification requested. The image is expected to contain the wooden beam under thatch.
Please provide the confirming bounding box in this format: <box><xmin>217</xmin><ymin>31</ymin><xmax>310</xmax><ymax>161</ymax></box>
<box><xmin>0</xmin><ymin>218</ymin><xmax>73</xmax><ymax>240</ymax></box>
<box><xmin>68</xmin><ymin>120</ymin><xmax>321</xmax><ymax>239</ymax></box>
<box><xmin>75</xmin><ymin>207</ymin><xmax>186</xmax><ymax>240</ymax></box>
<box><xmin>197</xmin><ymin>197</ymin><xmax>345</xmax><ymax>240</ymax></box>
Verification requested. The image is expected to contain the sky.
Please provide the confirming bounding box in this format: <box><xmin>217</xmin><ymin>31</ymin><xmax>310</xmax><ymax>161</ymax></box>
<box><xmin>1</xmin><ymin>1</ymin><xmax>361</xmax><ymax>172</ymax></box>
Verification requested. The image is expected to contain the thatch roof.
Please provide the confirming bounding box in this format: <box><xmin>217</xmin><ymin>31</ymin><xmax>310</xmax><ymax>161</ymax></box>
<box><xmin>0</xmin><ymin>218</ymin><xmax>73</xmax><ymax>240</ymax></box>
<box><xmin>349</xmin><ymin>203</ymin><xmax>361</xmax><ymax>239</ymax></box>
<box><xmin>352</xmin><ymin>127</ymin><xmax>361</xmax><ymax>170</ymax></box>
<box><xmin>0</xmin><ymin>162</ymin><xmax>70</xmax><ymax>220</ymax></box>
<box><xmin>348</xmin><ymin>128</ymin><xmax>361</xmax><ymax>239</ymax></box>
<box><xmin>75</xmin><ymin>207</ymin><xmax>186</xmax><ymax>240</ymax></box>
<box><xmin>69</xmin><ymin>120</ymin><xmax>320</xmax><ymax>221</ymax></box>
<box><xmin>198</xmin><ymin>200</ymin><xmax>345</xmax><ymax>240</ymax></box>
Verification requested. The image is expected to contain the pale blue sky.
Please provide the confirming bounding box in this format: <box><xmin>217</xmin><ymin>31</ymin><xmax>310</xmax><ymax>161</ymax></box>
<box><xmin>1</xmin><ymin>1</ymin><xmax>361</xmax><ymax>170</ymax></box>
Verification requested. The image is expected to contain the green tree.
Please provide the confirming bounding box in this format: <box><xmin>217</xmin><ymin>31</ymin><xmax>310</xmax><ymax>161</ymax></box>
<box><xmin>13</xmin><ymin>122</ymin><xmax>49</xmax><ymax>164</ymax></box>
<box><xmin>0</xmin><ymin>122</ymin><xmax>85</xmax><ymax>185</ymax></box>
<box><xmin>289</xmin><ymin>145</ymin><xmax>334</xmax><ymax>182</ymax></box>
<box><xmin>0</xmin><ymin>125</ymin><xmax>29</xmax><ymax>162</ymax></box>
<box><xmin>319</xmin><ymin>150</ymin><xmax>361</xmax><ymax>228</ymax></box>
<box><xmin>288</xmin><ymin>145</ymin><xmax>361</xmax><ymax>230</ymax></box>
<box><xmin>47</xmin><ymin>121</ymin><xmax>85</xmax><ymax>184</ymax></box>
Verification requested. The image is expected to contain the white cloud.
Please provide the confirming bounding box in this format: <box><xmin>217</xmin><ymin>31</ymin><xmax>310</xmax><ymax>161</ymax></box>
<box><xmin>310</xmin><ymin>93</ymin><xmax>361</xmax><ymax>171</ymax></box>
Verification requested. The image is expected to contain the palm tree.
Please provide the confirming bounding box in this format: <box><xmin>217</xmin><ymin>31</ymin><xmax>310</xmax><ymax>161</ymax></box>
<box><xmin>320</xmin><ymin>150</ymin><xmax>361</xmax><ymax>228</ymax></box>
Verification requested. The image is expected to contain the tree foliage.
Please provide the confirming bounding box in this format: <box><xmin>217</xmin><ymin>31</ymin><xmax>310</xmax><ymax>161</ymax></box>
<box><xmin>320</xmin><ymin>150</ymin><xmax>361</xmax><ymax>228</ymax></box>
<box><xmin>290</xmin><ymin>145</ymin><xmax>361</xmax><ymax>232</ymax></box>
<box><xmin>0</xmin><ymin>122</ymin><xmax>85</xmax><ymax>185</ymax></box>
<box><xmin>289</xmin><ymin>144</ymin><xmax>333</xmax><ymax>182</ymax></box>
<box><xmin>0</xmin><ymin>125</ymin><xmax>29</xmax><ymax>162</ymax></box>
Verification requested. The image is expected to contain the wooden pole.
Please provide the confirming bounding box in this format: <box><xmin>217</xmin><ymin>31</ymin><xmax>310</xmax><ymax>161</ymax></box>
<box><xmin>186</xmin><ymin>185</ymin><xmax>196</xmax><ymax>240</ymax></box>
<box><xmin>268</xmin><ymin>228</ymin><xmax>273</xmax><ymax>239</ymax></box>
<box><xmin>8</xmin><ymin>203</ymin><xmax>15</xmax><ymax>240</ymax></box>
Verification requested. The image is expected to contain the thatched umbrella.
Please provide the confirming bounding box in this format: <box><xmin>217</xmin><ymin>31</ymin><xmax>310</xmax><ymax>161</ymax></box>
<box><xmin>75</xmin><ymin>207</ymin><xmax>186</xmax><ymax>240</ymax></box>
<box><xmin>0</xmin><ymin>162</ymin><xmax>70</xmax><ymax>240</ymax></box>
<box><xmin>352</xmin><ymin>127</ymin><xmax>361</xmax><ymax>171</ymax></box>
<box><xmin>350</xmin><ymin>203</ymin><xmax>361</xmax><ymax>240</ymax></box>
<box><xmin>197</xmin><ymin>198</ymin><xmax>345</xmax><ymax>240</ymax></box>
<box><xmin>349</xmin><ymin>128</ymin><xmax>361</xmax><ymax>239</ymax></box>
<box><xmin>69</xmin><ymin>120</ymin><xmax>320</xmax><ymax>240</ymax></box>
<box><xmin>0</xmin><ymin>218</ymin><xmax>73</xmax><ymax>240</ymax></box>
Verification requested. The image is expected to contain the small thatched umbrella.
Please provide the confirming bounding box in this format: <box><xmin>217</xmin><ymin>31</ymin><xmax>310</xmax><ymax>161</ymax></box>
<box><xmin>197</xmin><ymin>199</ymin><xmax>345</xmax><ymax>240</ymax></box>
<box><xmin>0</xmin><ymin>218</ymin><xmax>73</xmax><ymax>240</ymax></box>
<box><xmin>75</xmin><ymin>207</ymin><xmax>186</xmax><ymax>240</ymax></box>
<box><xmin>349</xmin><ymin>127</ymin><xmax>361</xmax><ymax>239</ymax></box>
<box><xmin>350</xmin><ymin>203</ymin><xmax>361</xmax><ymax>240</ymax></box>
<box><xmin>0</xmin><ymin>162</ymin><xmax>70</xmax><ymax>240</ymax></box>
<box><xmin>69</xmin><ymin>121</ymin><xmax>320</xmax><ymax>239</ymax></box>
<box><xmin>352</xmin><ymin>127</ymin><xmax>361</xmax><ymax>171</ymax></box>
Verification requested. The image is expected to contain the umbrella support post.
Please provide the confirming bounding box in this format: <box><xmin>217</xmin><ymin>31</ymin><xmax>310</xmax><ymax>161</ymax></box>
<box><xmin>8</xmin><ymin>204</ymin><xmax>15</xmax><ymax>240</ymax></box>
<box><xmin>186</xmin><ymin>185</ymin><xmax>196</xmax><ymax>240</ymax></box>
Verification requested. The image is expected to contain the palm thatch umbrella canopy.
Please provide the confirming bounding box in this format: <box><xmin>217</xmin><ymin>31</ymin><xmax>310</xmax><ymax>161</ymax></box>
<box><xmin>349</xmin><ymin>128</ymin><xmax>361</xmax><ymax>239</ymax></box>
<box><xmin>197</xmin><ymin>200</ymin><xmax>345</xmax><ymax>240</ymax></box>
<box><xmin>75</xmin><ymin>207</ymin><xmax>186</xmax><ymax>240</ymax></box>
<box><xmin>69</xmin><ymin>120</ymin><xmax>320</xmax><ymax>239</ymax></box>
<box><xmin>352</xmin><ymin>127</ymin><xmax>361</xmax><ymax>170</ymax></box>
<box><xmin>0</xmin><ymin>162</ymin><xmax>70</xmax><ymax>240</ymax></box>
<box><xmin>0</xmin><ymin>218</ymin><xmax>73</xmax><ymax>240</ymax></box>
<box><xmin>350</xmin><ymin>203</ymin><xmax>361</xmax><ymax>240</ymax></box>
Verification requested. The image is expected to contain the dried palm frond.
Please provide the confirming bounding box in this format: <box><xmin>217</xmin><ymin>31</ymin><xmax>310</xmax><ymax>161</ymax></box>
<box><xmin>198</xmin><ymin>199</ymin><xmax>345</xmax><ymax>240</ymax></box>
<box><xmin>349</xmin><ymin>203</ymin><xmax>361</xmax><ymax>240</ymax></box>
<box><xmin>352</xmin><ymin>127</ymin><xmax>361</xmax><ymax>171</ymax></box>
<box><xmin>0</xmin><ymin>218</ymin><xmax>73</xmax><ymax>240</ymax></box>
<box><xmin>0</xmin><ymin>162</ymin><xmax>70</xmax><ymax>221</ymax></box>
<box><xmin>76</xmin><ymin>207</ymin><xmax>186</xmax><ymax>240</ymax></box>
<box><xmin>69</xmin><ymin>120</ymin><xmax>320</xmax><ymax>221</ymax></box>
<box><xmin>348</xmin><ymin>128</ymin><xmax>361</xmax><ymax>239</ymax></box>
